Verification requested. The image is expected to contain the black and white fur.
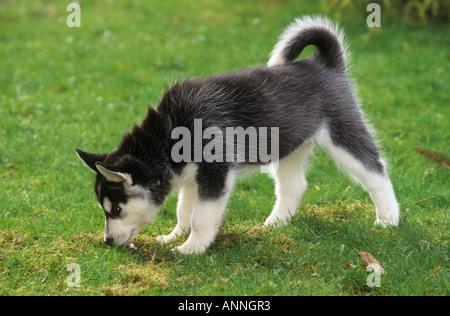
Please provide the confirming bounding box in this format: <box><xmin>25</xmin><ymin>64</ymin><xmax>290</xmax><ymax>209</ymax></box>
<box><xmin>76</xmin><ymin>16</ymin><xmax>399</xmax><ymax>254</ymax></box>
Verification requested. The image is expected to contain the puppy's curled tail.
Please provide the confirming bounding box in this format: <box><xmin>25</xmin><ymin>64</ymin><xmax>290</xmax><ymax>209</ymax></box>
<box><xmin>268</xmin><ymin>16</ymin><xmax>349</xmax><ymax>71</ymax></box>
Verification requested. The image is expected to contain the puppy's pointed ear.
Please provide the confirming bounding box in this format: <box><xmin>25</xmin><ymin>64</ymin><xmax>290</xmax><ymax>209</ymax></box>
<box><xmin>95</xmin><ymin>162</ymin><xmax>133</xmax><ymax>186</ymax></box>
<box><xmin>75</xmin><ymin>149</ymin><xmax>108</xmax><ymax>172</ymax></box>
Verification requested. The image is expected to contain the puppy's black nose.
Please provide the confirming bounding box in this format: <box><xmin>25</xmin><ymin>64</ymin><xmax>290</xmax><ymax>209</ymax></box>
<box><xmin>105</xmin><ymin>238</ymin><xmax>114</xmax><ymax>245</ymax></box>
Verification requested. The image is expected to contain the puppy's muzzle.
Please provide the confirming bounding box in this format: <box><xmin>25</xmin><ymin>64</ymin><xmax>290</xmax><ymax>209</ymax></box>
<box><xmin>104</xmin><ymin>237</ymin><xmax>115</xmax><ymax>245</ymax></box>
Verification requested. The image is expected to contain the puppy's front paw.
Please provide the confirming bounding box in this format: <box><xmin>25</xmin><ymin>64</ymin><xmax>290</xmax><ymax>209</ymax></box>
<box><xmin>264</xmin><ymin>214</ymin><xmax>289</xmax><ymax>227</ymax></box>
<box><xmin>374</xmin><ymin>217</ymin><xmax>399</xmax><ymax>228</ymax></box>
<box><xmin>173</xmin><ymin>241</ymin><xmax>207</xmax><ymax>254</ymax></box>
<box><xmin>156</xmin><ymin>234</ymin><xmax>174</xmax><ymax>244</ymax></box>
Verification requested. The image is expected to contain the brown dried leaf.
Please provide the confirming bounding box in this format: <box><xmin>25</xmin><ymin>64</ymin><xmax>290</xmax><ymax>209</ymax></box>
<box><xmin>358</xmin><ymin>252</ymin><xmax>386</xmax><ymax>274</ymax></box>
<box><xmin>344</xmin><ymin>263</ymin><xmax>356</xmax><ymax>269</ymax></box>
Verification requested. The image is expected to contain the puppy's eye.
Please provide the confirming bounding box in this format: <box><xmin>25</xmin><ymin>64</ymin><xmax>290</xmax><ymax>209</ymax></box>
<box><xmin>112</xmin><ymin>205</ymin><xmax>122</xmax><ymax>215</ymax></box>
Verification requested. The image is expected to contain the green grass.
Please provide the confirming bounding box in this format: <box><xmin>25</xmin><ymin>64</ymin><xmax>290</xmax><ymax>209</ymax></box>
<box><xmin>0</xmin><ymin>0</ymin><xmax>448</xmax><ymax>296</ymax></box>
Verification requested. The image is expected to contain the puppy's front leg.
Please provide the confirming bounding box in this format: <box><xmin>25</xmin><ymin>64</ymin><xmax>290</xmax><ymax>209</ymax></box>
<box><xmin>175</xmin><ymin>169</ymin><xmax>235</xmax><ymax>254</ymax></box>
<box><xmin>156</xmin><ymin>182</ymin><xmax>195</xmax><ymax>244</ymax></box>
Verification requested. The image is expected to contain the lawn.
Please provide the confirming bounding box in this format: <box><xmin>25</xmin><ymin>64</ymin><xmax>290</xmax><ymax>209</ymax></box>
<box><xmin>0</xmin><ymin>0</ymin><xmax>448</xmax><ymax>296</ymax></box>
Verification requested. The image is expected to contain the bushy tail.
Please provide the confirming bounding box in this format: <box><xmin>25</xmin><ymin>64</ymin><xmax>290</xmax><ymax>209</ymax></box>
<box><xmin>268</xmin><ymin>16</ymin><xmax>349</xmax><ymax>71</ymax></box>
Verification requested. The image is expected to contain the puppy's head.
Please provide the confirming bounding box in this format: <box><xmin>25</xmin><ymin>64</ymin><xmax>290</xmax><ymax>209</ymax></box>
<box><xmin>76</xmin><ymin>149</ymin><xmax>165</xmax><ymax>246</ymax></box>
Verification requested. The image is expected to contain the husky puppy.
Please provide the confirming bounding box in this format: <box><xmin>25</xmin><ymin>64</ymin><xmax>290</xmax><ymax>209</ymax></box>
<box><xmin>76</xmin><ymin>16</ymin><xmax>399</xmax><ymax>254</ymax></box>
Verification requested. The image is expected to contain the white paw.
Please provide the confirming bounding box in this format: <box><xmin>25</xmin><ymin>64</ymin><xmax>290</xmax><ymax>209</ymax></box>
<box><xmin>264</xmin><ymin>214</ymin><xmax>289</xmax><ymax>227</ymax></box>
<box><xmin>156</xmin><ymin>234</ymin><xmax>175</xmax><ymax>244</ymax></box>
<box><xmin>173</xmin><ymin>240</ymin><xmax>208</xmax><ymax>254</ymax></box>
<box><xmin>374</xmin><ymin>217</ymin><xmax>399</xmax><ymax>227</ymax></box>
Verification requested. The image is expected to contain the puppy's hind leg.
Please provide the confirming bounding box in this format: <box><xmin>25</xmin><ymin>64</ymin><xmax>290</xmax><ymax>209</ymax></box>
<box><xmin>156</xmin><ymin>182</ymin><xmax>195</xmax><ymax>244</ymax></box>
<box><xmin>264</xmin><ymin>142</ymin><xmax>313</xmax><ymax>227</ymax></box>
<box><xmin>315</xmin><ymin>126</ymin><xmax>400</xmax><ymax>227</ymax></box>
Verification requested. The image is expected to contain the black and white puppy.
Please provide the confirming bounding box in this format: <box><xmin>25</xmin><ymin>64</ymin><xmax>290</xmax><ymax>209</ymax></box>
<box><xmin>76</xmin><ymin>16</ymin><xmax>399</xmax><ymax>254</ymax></box>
